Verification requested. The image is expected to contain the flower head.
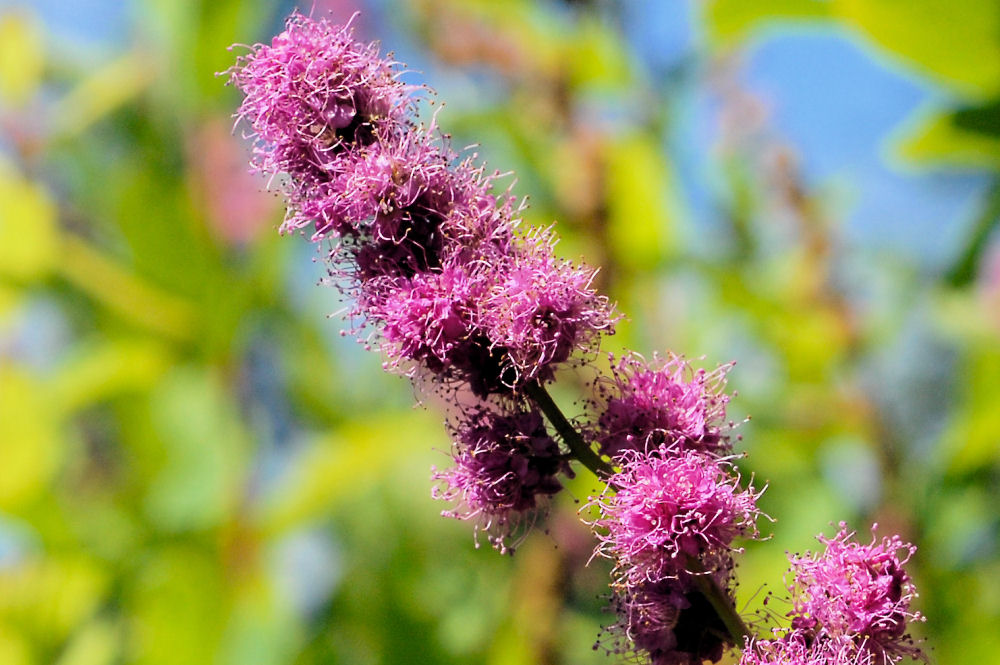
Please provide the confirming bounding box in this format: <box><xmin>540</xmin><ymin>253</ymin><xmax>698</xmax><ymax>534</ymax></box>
<box><xmin>432</xmin><ymin>408</ymin><xmax>570</xmax><ymax>553</ymax></box>
<box><xmin>592</xmin><ymin>353</ymin><xmax>733</xmax><ymax>459</ymax></box>
<box><xmin>786</xmin><ymin>524</ymin><xmax>924</xmax><ymax>664</ymax></box>
<box><xmin>228</xmin><ymin>12</ymin><xmax>411</xmax><ymax>182</ymax></box>
<box><xmin>591</xmin><ymin>447</ymin><xmax>762</xmax><ymax>585</ymax></box>
<box><xmin>479</xmin><ymin>228</ymin><xmax>617</xmax><ymax>386</ymax></box>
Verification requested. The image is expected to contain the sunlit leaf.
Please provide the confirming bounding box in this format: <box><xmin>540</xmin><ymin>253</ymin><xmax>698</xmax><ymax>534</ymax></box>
<box><xmin>0</xmin><ymin>625</ymin><xmax>32</xmax><ymax>665</ymax></box>
<box><xmin>941</xmin><ymin>347</ymin><xmax>1000</xmax><ymax>474</ymax></box>
<box><xmin>832</xmin><ymin>0</ymin><xmax>1000</xmax><ymax>98</ymax></box>
<box><xmin>896</xmin><ymin>107</ymin><xmax>1000</xmax><ymax>169</ymax></box>
<box><xmin>126</xmin><ymin>547</ymin><xmax>226</xmax><ymax>665</ymax></box>
<box><xmin>706</xmin><ymin>0</ymin><xmax>832</xmax><ymax>44</ymax></box>
<box><xmin>0</xmin><ymin>367</ymin><xmax>60</xmax><ymax>510</ymax></box>
<box><xmin>0</xmin><ymin>556</ymin><xmax>109</xmax><ymax>645</ymax></box>
<box><xmin>57</xmin><ymin>235</ymin><xmax>197</xmax><ymax>342</ymax></box>
<box><xmin>51</xmin><ymin>339</ymin><xmax>173</xmax><ymax>414</ymax></box>
<box><xmin>49</xmin><ymin>54</ymin><xmax>154</xmax><ymax>139</ymax></box>
<box><xmin>567</xmin><ymin>17</ymin><xmax>632</xmax><ymax>92</ymax></box>
<box><xmin>53</xmin><ymin>619</ymin><xmax>119</xmax><ymax>665</ymax></box>
<box><xmin>0</xmin><ymin>10</ymin><xmax>44</xmax><ymax>105</ymax></box>
<box><xmin>257</xmin><ymin>409</ymin><xmax>440</xmax><ymax>537</ymax></box>
<box><xmin>604</xmin><ymin>133</ymin><xmax>675</xmax><ymax>270</ymax></box>
<box><xmin>0</xmin><ymin>168</ymin><xmax>57</xmax><ymax>282</ymax></box>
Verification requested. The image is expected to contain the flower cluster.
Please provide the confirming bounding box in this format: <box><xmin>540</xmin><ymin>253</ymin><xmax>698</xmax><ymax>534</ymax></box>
<box><xmin>229</xmin><ymin>14</ymin><xmax>925</xmax><ymax>665</ymax></box>
<box><xmin>432</xmin><ymin>408</ymin><xmax>570</xmax><ymax>553</ymax></box>
<box><xmin>740</xmin><ymin>525</ymin><xmax>925</xmax><ymax>665</ymax></box>
<box><xmin>581</xmin><ymin>353</ymin><xmax>761</xmax><ymax>664</ymax></box>
<box><xmin>588</xmin><ymin>444</ymin><xmax>763</xmax><ymax>664</ymax></box>
<box><xmin>228</xmin><ymin>12</ymin><xmax>615</xmax><ymax>552</ymax></box>
<box><xmin>590</xmin><ymin>353</ymin><xmax>734</xmax><ymax>458</ymax></box>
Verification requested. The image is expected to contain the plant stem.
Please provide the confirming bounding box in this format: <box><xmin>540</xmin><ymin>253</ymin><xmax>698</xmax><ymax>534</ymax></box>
<box><xmin>523</xmin><ymin>381</ymin><xmax>614</xmax><ymax>478</ymax></box>
<box><xmin>688</xmin><ymin>555</ymin><xmax>751</xmax><ymax>647</ymax></box>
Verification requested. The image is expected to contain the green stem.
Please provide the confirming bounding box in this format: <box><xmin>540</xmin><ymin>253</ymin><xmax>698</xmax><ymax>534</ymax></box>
<box><xmin>688</xmin><ymin>556</ymin><xmax>751</xmax><ymax>647</ymax></box>
<box><xmin>523</xmin><ymin>381</ymin><xmax>614</xmax><ymax>478</ymax></box>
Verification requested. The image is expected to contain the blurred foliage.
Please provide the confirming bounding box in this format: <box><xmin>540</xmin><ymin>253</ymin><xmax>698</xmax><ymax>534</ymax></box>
<box><xmin>0</xmin><ymin>1</ymin><xmax>998</xmax><ymax>664</ymax></box>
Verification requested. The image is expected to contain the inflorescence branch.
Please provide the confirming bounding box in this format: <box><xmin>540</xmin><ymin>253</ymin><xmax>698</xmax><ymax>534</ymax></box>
<box><xmin>226</xmin><ymin>13</ymin><xmax>927</xmax><ymax>665</ymax></box>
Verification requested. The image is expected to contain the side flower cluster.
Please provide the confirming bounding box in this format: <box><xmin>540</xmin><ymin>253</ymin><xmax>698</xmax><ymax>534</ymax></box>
<box><xmin>228</xmin><ymin>13</ymin><xmax>615</xmax><ymax>552</ymax></box>
<box><xmin>741</xmin><ymin>525</ymin><xmax>925</xmax><ymax>665</ymax></box>
<box><xmin>587</xmin><ymin>354</ymin><xmax>764</xmax><ymax>665</ymax></box>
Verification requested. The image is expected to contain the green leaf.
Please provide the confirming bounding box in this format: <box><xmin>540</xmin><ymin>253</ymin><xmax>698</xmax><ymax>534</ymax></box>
<box><xmin>832</xmin><ymin>0</ymin><xmax>1000</xmax><ymax>98</ymax></box>
<box><xmin>705</xmin><ymin>0</ymin><xmax>832</xmax><ymax>45</ymax></box>
<box><xmin>53</xmin><ymin>619</ymin><xmax>119</xmax><ymax>665</ymax></box>
<box><xmin>0</xmin><ymin>166</ymin><xmax>57</xmax><ymax>283</ymax></box>
<box><xmin>0</xmin><ymin>367</ymin><xmax>61</xmax><ymax>510</ymax></box>
<box><xmin>897</xmin><ymin>107</ymin><xmax>1000</xmax><ymax>169</ymax></box>
<box><xmin>126</xmin><ymin>547</ymin><xmax>226</xmax><ymax>665</ymax></box>
<box><xmin>0</xmin><ymin>10</ymin><xmax>44</xmax><ymax>105</ymax></box>
<box><xmin>942</xmin><ymin>347</ymin><xmax>1000</xmax><ymax>474</ymax></box>
<box><xmin>0</xmin><ymin>625</ymin><xmax>32</xmax><ymax>665</ymax></box>
<box><xmin>604</xmin><ymin>133</ymin><xmax>675</xmax><ymax>271</ymax></box>
<box><xmin>257</xmin><ymin>409</ymin><xmax>440</xmax><ymax>536</ymax></box>
<box><xmin>144</xmin><ymin>367</ymin><xmax>247</xmax><ymax>532</ymax></box>
<box><xmin>51</xmin><ymin>339</ymin><xmax>173</xmax><ymax>414</ymax></box>
<box><xmin>567</xmin><ymin>16</ymin><xmax>632</xmax><ymax>92</ymax></box>
<box><xmin>0</xmin><ymin>556</ymin><xmax>109</xmax><ymax>645</ymax></box>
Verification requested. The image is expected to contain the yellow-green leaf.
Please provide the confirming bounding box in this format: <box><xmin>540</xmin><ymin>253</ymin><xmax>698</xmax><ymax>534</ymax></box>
<box><xmin>833</xmin><ymin>0</ymin><xmax>1000</xmax><ymax>98</ymax></box>
<box><xmin>54</xmin><ymin>619</ymin><xmax>119</xmax><ymax>665</ymax></box>
<box><xmin>0</xmin><ymin>367</ymin><xmax>60</xmax><ymax>510</ymax></box>
<box><xmin>605</xmin><ymin>133</ymin><xmax>675</xmax><ymax>270</ymax></box>
<box><xmin>0</xmin><ymin>10</ymin><xmax>44</xmax><ymax>105</ymax></box>
<box><xmin>896</xmin><ymin>107</ymin><xmax>1000</xmax><ymax>169</ymax></box>
<box><xmin>51</xmin><ymin>338</ymin><xmax>173</xmax><ymax>415</ymax></box>
<box><xmin>706</xmin><ymin>0</ymin><xmax>832</xmax><ymax>45</ymax></box>
<box><xmin>0</xmin><ymin>168</ymin><xmax>57</xmax><ymax>282</ymax></box>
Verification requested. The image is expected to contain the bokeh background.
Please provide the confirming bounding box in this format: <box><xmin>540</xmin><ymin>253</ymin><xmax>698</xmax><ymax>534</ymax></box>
<box><xmin>1</xmin><ymin>0</ymin><xmax>999</xmax><ymax>663</ymax></box>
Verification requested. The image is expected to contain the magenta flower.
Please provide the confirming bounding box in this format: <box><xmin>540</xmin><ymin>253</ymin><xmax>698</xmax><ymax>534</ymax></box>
<box><xmin>480</xmin><ymin>228</ymin><xmax>618</xmax><ymax>386</ymax></box>
<box><xmin>591</xmin><ymin>353</ymin><xmax>733</xmax><ymax>459</ymax></box>
<box><xmin>591</xmin><ymin>447</ymin><xmax>762</xmax><ymax>584</ymax></box>
<box><xmin>368</xmin><ymin>265</ymin><xmax>481</xmax><ymax>376</ymax></box>
<box><xmin>228</xmin><ymin>12</ymin><xmax>411</xmax><ymax>183</ymax></box>
<box><xmin>786</xmin><ymin>524</ymin><xmax>924</xmax><ymax>664</ymax></box>
<box><xmin>432</xmin><ymin>408</ymin><xmax>570</xmax><ymax>553</ymax></box>
<box><xmin>740</xmin><ymin>632</ymin><xmax>874</xmax><ymax>665</ymax></box>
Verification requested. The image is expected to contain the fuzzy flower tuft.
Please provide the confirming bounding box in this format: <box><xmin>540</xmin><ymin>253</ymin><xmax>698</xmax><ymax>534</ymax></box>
<box><xmin>227</xmin><ymin>12</ymin><xmax>411</xmax><ymax>183</ymax></box>
<box><xmin>432</xmin><ymin>408</ymin><xmax>570</xmax><ymax>553</ymax></box>
<box><xmin>479</xmin><ymin>229</ymin><xmax>618</xmax><ymax>387</ymax></box>
<box><xmin>591</xmin><ymin>353</ymin><xmax>733</xmax><ymax>459</ymax></box>
<box><xmin>786</xmin><ymin>524</ymin><xmax>924</xmax><ymax>664</ymax></box>
<box><xmin>740</xmin><ymin>632</ymin><xmax>875</xmax><ymax>665</ymax></box>
<box><xmin>591</xmin><ymin>446</ymin><xmax>762</xmax><ymax>584</ymax></box>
